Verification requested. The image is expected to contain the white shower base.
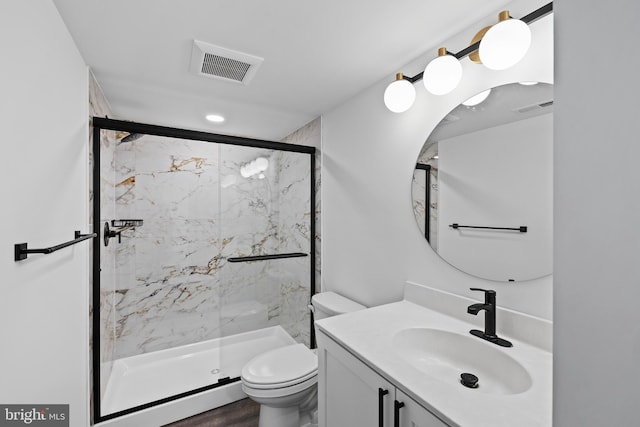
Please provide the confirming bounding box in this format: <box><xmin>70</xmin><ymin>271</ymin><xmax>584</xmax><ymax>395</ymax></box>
<box><xmin>98</xmin><ymin>325</ymin><xmax>296</xmax><ymax>427</ymax></box>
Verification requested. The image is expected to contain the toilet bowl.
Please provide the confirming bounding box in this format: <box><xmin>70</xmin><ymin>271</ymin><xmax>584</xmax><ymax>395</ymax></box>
<box><xmin>241</xmin><ymin>292</ymin><xmax>366</xmax><ymax>427</ymax></box>
<box><xmin>242</xmin><ymin>343</ymin><xmax>318</xmax><ymax>427</ymax></box>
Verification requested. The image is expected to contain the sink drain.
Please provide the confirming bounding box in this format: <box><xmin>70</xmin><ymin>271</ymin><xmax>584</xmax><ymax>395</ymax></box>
<box><xmin>210</xmin><ymin>368</ymin><xmax>220</xmax><ymax>375</ymax></box>
<box><xmin>460</xmin><ymin>372</ymin><xmax>479</xmax><ymax>389</ymax></box>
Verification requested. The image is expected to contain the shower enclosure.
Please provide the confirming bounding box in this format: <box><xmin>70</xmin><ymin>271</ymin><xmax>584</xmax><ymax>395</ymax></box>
<box><xmin>92</xmin><ymin>118</ymin><xmax>315</xmax><ymax>423</ymax></box>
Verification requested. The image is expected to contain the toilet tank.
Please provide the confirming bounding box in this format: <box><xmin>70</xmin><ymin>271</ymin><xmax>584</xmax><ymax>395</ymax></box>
<box><xmin>311</xmin><ymin>292</ymin><xmax>366</xmax><ymax>320</ymax></box>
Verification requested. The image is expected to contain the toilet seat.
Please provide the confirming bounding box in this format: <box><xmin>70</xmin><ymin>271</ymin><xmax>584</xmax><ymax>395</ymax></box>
<box><xmin>243</xmin><ymin>370</ymin><xmax>317</xmax><ymax>390</ymax></box>
<box><xmin>241</xmin><ymin>343</ymin><xmax>318</xmax><ymax>391</ymax></box>
<box><xmin>242</xmin><ymin>374</ymin><xmax>317</xmax><ymax>399</ymax></box>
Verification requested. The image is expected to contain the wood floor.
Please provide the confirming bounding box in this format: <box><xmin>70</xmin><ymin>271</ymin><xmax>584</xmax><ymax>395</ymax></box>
<box><xmin>164</xmin><ymin>398</ymin><xmax>260</xmax><ymax>427</ymax></box>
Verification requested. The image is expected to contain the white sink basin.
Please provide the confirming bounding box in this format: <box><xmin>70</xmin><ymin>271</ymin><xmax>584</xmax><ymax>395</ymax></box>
<box><xmin>392</xmin><ymin>328</ymin><xmax>532</xmax><ymax>395</ymax></box>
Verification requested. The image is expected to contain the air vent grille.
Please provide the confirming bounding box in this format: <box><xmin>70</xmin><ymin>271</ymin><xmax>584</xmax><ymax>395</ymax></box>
<box><xmin>190</xmin><ymin>40</ymin><xmax>263</xmax><ymax>85</ymax></box>
<box><xmin>201</xmin><ymin>53</ymin><xmax>252</xmax><ymax>82</ymax></box>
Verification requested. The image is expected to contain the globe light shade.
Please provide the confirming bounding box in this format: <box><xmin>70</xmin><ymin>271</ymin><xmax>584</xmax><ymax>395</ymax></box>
<box><xmin>424</xmin><ymin>49</ymin><xmax>462</xmax><ymax>95</ymax></box>
<box><xmin>384</xmin><ymin>74</ymin><xmax>416</xmax><ymax>113</ymax></box>
<box><xmin>462</xmin><ymin>89</ymin><xmax>491</xmax><ymax>106</ymax></box>
<box><xmin>479</xmin><ymin>13</ymin><xmax>531</xmax><ymax>70</ymax></box>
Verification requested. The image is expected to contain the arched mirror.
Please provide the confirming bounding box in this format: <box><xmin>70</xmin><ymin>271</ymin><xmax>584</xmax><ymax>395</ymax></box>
<box><xmin>412</xmin><ymin>82</ymin><xmax>553</xmax><ymax>282</ymax></box>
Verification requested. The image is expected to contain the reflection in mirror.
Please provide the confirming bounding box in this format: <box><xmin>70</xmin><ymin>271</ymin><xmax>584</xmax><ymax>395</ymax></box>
<box><xmin>412</xmin><ymin>82</ymin><xmax>553</xmax><ymax>282</ymax></box>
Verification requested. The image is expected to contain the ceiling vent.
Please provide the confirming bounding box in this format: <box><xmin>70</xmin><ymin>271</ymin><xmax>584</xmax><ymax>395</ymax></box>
<box><xmin>190</xmin><ymin>40</ymin><xmax>263</xmax><ymax>85</ymax></box>
<box><xmin>513</xmin><ymin>100</ymin><xmax>554</xmax><ymax>114</ymax></box>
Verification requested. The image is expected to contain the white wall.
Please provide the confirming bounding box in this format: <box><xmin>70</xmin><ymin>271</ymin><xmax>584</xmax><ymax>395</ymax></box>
<box><xmin>322</xmin><ymin>3</ymin><xmax>553</xmax><ymax>318</ymax></box>
<box><xmin>0</xmin><ymin>1</ymin><xmax>89</xmax><ymax>426</ymax></box>
<box><xmin>554</xmin><ymin>0</ymin><xmax>640</xmax><ymax>425</ymax></box>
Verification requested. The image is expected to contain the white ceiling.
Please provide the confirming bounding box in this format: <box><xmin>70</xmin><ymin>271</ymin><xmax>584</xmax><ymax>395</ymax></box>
<box><xmin>53</xmin><ymin>0</ymin><xmax>518</xmax><ymax>141</ymax></box>
<box><xmin>430</xmin><ymin>82</ymin><xmax>553</xmax><ymax>142</ymax></box>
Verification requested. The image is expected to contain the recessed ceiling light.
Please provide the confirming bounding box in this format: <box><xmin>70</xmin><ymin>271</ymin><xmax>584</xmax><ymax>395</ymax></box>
<box><xmin>206</xmin><ymin>114</ymin><xmax>225</xmax><ymax>123</ymax></box>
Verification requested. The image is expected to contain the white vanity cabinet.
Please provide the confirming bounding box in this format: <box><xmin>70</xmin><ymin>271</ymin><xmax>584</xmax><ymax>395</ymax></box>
<box><xmin>394</xmin><ymin>389</ymin><xmax>448</xmax><ymax>427</ymax></box>
<box><xmin>317</xmin><ymin>330</ymin><xmax>449</xmax><ymax>427</ymax></box>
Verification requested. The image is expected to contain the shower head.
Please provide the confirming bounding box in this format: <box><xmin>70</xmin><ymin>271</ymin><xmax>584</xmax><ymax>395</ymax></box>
<box><xmin>116</xmin><ymin>132</ymin><xmax>144</xmax><ymax>143</ymax></box>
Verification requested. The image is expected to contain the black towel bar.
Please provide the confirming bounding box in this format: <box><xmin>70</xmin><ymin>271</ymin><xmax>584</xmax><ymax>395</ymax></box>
<box><xmin>14</xmin><ymin>231</ymin><xmax>97</xmax><ymax>261</ymax></box>
<box><xmin>227</xmin><ymin>252</ymin><xmax>308</xmax><ymax>263</ymax></box>
<box><xmin>449</xmin><ymin>224</ymin><xmax>528</xmax><ymax>232</ymax></box>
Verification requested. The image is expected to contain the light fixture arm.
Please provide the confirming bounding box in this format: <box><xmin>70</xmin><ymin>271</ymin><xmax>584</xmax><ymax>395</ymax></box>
<box><xmin>400</xmin><ymin>1</ymin><xmax>552</xmax><ymax>84</ymax></box>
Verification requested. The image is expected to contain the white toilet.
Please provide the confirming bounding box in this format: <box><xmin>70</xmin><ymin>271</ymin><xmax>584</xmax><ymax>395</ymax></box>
<box><xmin>241</xmin><ymin>292</ymin><xmax>366</xmax><ymax>427</ymax></box>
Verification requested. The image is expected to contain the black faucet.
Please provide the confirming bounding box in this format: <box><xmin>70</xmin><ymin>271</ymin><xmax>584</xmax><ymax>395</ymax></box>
<box><xmin>467</xmin><ymin>288</ymin><xmax>512</xmax><ymax>347</ymax></box>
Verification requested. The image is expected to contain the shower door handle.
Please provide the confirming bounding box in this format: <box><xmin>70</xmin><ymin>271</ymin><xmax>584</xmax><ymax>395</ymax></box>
<box><xmin>378</xmin><ymin>388</ymin><xmax>389</xmax><ymax>427</ymax></box>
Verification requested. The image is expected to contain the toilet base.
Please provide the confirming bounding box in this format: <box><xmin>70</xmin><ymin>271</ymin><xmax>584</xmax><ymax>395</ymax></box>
<box><xmin>258</xmin><ymin>405</ymin><xmax>298</xmax><ymax>427</ymax></box>
<box><xmin>257</xmin><ymin>405</ymin><xmax>318</xmax><ymax>427</ymax></box>
<box><xmin>253</xmin><ymin>385</ymin><xmax>317</xmax><ymax>427</ymax></box>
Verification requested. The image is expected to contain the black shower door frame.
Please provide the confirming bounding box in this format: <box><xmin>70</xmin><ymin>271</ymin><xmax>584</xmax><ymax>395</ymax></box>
<box><xmin>91</xmin><ymin>117</ymin><xmax>316</xmax><ymax>423</ymax></box>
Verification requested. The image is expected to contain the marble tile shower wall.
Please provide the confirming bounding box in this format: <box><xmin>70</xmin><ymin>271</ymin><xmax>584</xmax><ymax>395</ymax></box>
<box><xmin>110</xmin><ymin>135</ymin><xmax>312</xmax><ymax>359</ymax></box>
<box><xmin>265</xmin><ymin>151</ymin><xmax>312</xmax><ymax>344</ymax></box>
<box><xmin>218</xmin><ymin>146</ymin><xmax>312</xmax><ymax>345</ymax></box>
<box><xmin>281</xmin><ymin>117</ymin><xmax>321</xmax><ymax>293</ymax></box>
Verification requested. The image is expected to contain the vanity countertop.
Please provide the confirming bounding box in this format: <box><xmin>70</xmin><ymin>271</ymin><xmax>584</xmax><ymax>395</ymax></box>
<box><xmin>315</xmin><ymin>298</ymin><xmax>552</xmax><ymax>427</ymax></box>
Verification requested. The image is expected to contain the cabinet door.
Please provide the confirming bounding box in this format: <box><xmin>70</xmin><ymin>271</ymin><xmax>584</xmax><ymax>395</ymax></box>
<box><xmin>394</xmin><ymin>389</ymin><xmax>449</xmax><ymax>427</ymax></box>
<box><xmin>317</xmin><ymin>332</ymin><xmax>394</xmax><ymax>427</ymax></box>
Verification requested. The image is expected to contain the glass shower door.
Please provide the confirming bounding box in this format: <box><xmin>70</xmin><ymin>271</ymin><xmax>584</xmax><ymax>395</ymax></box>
<box><xmin>96</xmin><ymin>129</ymin><xmax>224</xmax><ymax>418</ymax></box>
<box><xmin>217</xmin><ymin>144</ymin><xmax>313</xmax><ymax>381</ymax></box>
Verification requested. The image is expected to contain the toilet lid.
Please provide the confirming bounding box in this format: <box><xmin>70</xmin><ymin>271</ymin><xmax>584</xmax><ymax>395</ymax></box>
<box><xmin>241</xmin><ymin>343</ymin><xmax>317</xmax><ymax>387</ymax></box>
<box><xmin>312</xmin><ymin>292</ymin><xmax>366</xmax><ymax>316</ymax></box>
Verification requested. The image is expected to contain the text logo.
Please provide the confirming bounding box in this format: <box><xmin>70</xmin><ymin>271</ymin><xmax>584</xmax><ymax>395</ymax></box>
<box><xmin>0</xmin><ymin>405</ymin><xmax>68</xmax><ymax>426</ymax></box>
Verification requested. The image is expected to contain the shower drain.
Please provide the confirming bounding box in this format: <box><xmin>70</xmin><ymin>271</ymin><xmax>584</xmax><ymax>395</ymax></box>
<box><xmin>210</xmin><ymin>368</ymin><xmax>220</xmax><ymax>375</ymax></box>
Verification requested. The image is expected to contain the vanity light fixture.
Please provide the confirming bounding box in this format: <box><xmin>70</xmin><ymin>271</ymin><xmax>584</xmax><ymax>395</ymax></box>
<box><xmin>383</xmin><ymin>73</ymin><xmax>416</xmax><ymax>113</ymax></box>
<box><xmin>423</xmin><ymin>48</ymin><xmax>463</xmax><ymax>96</ymax></box>
<box><xmin>479</xmin><ymin>10</ymin><xmax>532</xmax><ymax>70</ymax></box>
<box><xmin>383</xmin><ymin>2</ymin><xmax>552</xmax><ymax>113</ymax></box>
